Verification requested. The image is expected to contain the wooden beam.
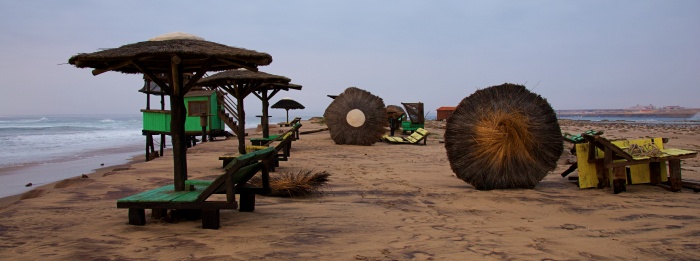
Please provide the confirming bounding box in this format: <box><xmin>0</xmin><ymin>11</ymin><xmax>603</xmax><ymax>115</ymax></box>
<box><xmin>216</xmin><ymin>58</ymin><xmax>258</xmax><ymax>72</ymax></box>
<box><xmin>133</xmin><ymin>61</ymin><xmax>172</xmax><ymax>94</ymax></box>
<box><xmin>92</xmin><ymin>60</ymin><xmax>133</xmax><ymax>76</ymax></box>
<box><xmin>183</xmin><ymin>57</ymin><xmax>215</xmax><ymax>93</ymax></box>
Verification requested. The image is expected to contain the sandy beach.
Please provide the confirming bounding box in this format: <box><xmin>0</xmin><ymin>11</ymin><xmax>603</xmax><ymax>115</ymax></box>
<box><xmin>1</xmin><ymin>119</ymin><xmax>699</xmax><ymax>260</ymax></box>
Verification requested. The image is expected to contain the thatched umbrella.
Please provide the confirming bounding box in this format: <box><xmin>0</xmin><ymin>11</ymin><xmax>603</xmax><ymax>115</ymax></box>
<box><xmin>323</xmin><ymin>87</ymin><xmax>386</xmax><ymax>145</ymax></box>
<box><xmin>386</xmin><ymin>105</ymin><xmax>405</xmax><ymax>116</ymax></box>
<box><xmin>69</xmin><ymin>32</ymin><xmax>272</xmax><ymax>191</ymax></box>
<box><xmin>197</xmin><ymin>69</ymin><xmax>290</xmax><ymax>153</ymax></box>
<box><xmin>444</xmin><ymin>83</ymin><xmax>563</xmax><ymax>190</ymax></box>
<box><xmin>385</xmin><ymin>105</ymin><xmax>405</xmax><ymax>130</ymax></box>
<box><xmin>271</xmin><ymin>97</ymin><xmax>306</xmax><ymax>123</ymax></box>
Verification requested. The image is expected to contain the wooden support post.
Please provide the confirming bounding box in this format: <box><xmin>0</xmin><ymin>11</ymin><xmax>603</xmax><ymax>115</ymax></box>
<box><xmin>612</xmin><ymin>166</ymin><xmax>626</xmax><ymax>194</ymax></box>
<box><xmin>201</xmin><ymin>209</ymin><xmax>220</xmax><ymax>229</ymax></box>
<box><xmin>128</xmin><ymin>208</ymin><xmax>146</xmax><ymax>226</ymax></box>
<box><xmin>260</xmin><ymin>90</ymin><xmax>270</xmax><ymax>138</ymax></box>
<box><xmin>668</xmin><ymin>159</ymin><xmax>682</xmax><ymax>192</ymax></box>
<box><xmin>595</xmin><ymin>161</ymin><xmax>608</xmax><ymax>188</ymax></box>
<box><xmin>145</xmin><ymin>134</ymin><xmax>153</xmax><ymax>161</ymax></box>
<box><xmin>236</xmin><ymin>89</ymin><xmax>247</xmax><ymax>155</ymax></box>
<box><xmin>239</xmin><ymin>193</ymin><xmax>255</xmax><ymax>212</ymax></box>
<box><xmin>649</xmin><ymin>162</ymin><xmax>662</xmax><ymax>185</ymax></box>
<box><xmin>226</xmin><ymin>173</ymin><xmax>235</xmax><ymax>203</ymax></box>
<box><xmin>170</xmin><ymin>56</ymin><xmax>188</xmax><ymax>192</ymax></box>
<box><xmin>151</xmin><ymin>208</ymin><xmax>167</xmax><ymax>219</ymax></box>
<box><xmin>160</xmin><ymin>134</ymin><xmax>165</xmax><ymax>156</ymax></box>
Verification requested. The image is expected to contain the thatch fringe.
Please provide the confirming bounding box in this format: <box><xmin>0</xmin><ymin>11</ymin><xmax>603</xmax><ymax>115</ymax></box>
<box><xmin>444</xmin><ymin>83</ymin><xmax>563</xmax><ymax>190</ymax></box>
<box><xmin>249</xmin><ymin>169</ymin><xmax>331</xmax><ymax>197</ymax></box>
<box><xmin>323</xmin><ymin>87</ymin><xmax>386</xmax><ymax>145</ymax></box>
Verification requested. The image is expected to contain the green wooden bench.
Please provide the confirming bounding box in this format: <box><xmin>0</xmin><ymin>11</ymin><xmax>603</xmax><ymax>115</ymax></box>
<box><xmin>220</xmin><ymin>121</ymin><xmax>302</xmax><ymax>169</ymax></box>
<box><xmin>117</xmin><ymin>147</ymin><xmax>276</xmax><ymax>229</ymax></box>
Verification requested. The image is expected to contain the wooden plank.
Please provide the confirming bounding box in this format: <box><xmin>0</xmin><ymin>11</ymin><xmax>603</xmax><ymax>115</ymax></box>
<box><xmin>575</xmin><ymin>143</ymin><xmax>599</xmax><ymax>188</ymax></box>
<box><xmin>117</xmin><ymin>185</ymin><xmax>176</xmax><ymax>202</ymax></box>
<box><xmin>231</xmin><ymin>163</ymin><xmax>263</xmax><ymax>185</ymax></box>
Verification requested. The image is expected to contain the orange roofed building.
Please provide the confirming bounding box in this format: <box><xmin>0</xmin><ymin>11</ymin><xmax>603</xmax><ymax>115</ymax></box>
<box><xmin>436</xmin><ymin>106</ymin><xmax>457</xmax><ymax>121</ymax></box>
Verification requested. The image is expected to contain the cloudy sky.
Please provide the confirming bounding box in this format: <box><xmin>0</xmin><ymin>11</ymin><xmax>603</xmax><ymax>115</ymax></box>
<box><xmin>1</xmin><ymin>1</ymin><xmax>698</xmax><ymax>117</ymax></box>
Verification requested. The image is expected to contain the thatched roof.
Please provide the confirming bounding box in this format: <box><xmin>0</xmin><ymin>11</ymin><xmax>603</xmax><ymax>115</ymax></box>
<box><xmin>261</xmin><ymin>83</ymin><xmax>302</xmax><ymax>91</ymax></box>
<box><xmin>386</xmin><ymin>105</ymin><xmax>405</xmax><ymax>115</ymax></box>
<box><xmin>68</xmin><ymin>36</ymin><xmax>272</xmax><ymax>74</ymax></box>
<box><xmin>196</xmin><ymin>69</ymin><xmax>290</xmax><ymax>87</ymax></box>
<box><xmin>272</xmin><ymin>98</ymin><xmax>305</xmax><ymax>110</ymax></box>
<box><xmin>444</xmin><ymin>83</ymin><xmax>563</xmax><ymax>190</ymax></box>
<box><xmin>323</xmin><ymin>87</ymin><xmax>386</xmax><ymax>146</ymax></box>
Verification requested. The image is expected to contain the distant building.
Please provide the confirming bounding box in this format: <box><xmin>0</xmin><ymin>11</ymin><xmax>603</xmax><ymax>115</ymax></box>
<box><xmin>436</xmin><ymin>106</ymin><xmax>457</xmax><ymax>121</ymax></box>
<box><xmin>662</xmin><ymin>106</ymin><xmax>683</xmax><ymax>110</ymax></box>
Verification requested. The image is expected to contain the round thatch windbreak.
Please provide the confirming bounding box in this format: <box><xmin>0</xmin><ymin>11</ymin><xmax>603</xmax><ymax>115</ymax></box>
<box><xmin>323</xmin><ymin>87</ymin><xmax>386</xmax><ymax>145</ymax></box>
<box><xmin>444</xmin><ymin>83</ymin><xmax>563</xmax><ymax>190</ymax></box>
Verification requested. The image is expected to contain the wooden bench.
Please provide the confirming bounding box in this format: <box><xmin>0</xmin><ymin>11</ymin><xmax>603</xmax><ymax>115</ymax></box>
<box><xmin>221</xmin><ymin>121</ymin><xmax>302</xmax><ymax>168</ymax></box>
<box><xmin>579</xmin><ymin>134</ymin><xmax>697</xmax><ymax>194</ymax></box>
<box><xmin>247</xmin><ymin>122</ymin><xmax>302</xmax><ymax>171</ymax></box>
<box><xmin>117</xmin><ymin>147</ymin><xmax>276</xmax><ymax>229</ymax></box>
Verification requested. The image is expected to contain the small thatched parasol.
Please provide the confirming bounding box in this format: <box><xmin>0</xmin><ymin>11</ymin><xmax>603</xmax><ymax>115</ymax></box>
<box><xmin>271</xmin><ymin>97</ymin><xmax>305</xmax><ymax>123</ymax></box>
<box><xmin>323</xmin><ymin>87</ymin><xmax>386</xmax><ymax>145</ymax></box>
<box><xmin>385</xmin><ymin>105</ymin><xmax>405</xmax><ymax>128</ymax></box>
<box><xmin>386</xmin><ymin>105</ymin><xmax>405</xmax><ymax>116</ymax></box>
<box><xmin>444</xmin><ymin>83</ymin><xmax>563</xmax><ymax>190</ymax></box>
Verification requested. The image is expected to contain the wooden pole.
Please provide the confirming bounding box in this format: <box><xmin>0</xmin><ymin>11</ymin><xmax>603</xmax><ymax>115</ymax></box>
<box><xmin>170</xmin><ymin>55</ymin><xmax>188</xmax><ymax>191</ymax></box>
<box><xmin>160</xmin><ymin>93</ymin><xmax>165</xmax><ymax>157</ymax></box>
<box><xmin>668</xmin><ymin>159</ymin><xmax>682</xmax><ymax>192</ymax></box>
<box><xmin>261</xmin><ymin>90</ymin><xmax>270</xmax><ymax>138</ymax></box>
<box><xmin>236</xmin><ymin>84</ymin><xmax>247</xmax><ymax>155</ymax></box>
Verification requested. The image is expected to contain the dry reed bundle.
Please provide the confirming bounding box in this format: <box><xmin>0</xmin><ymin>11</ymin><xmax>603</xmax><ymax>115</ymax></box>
<box><xmin>323</xmin><ymin>87</ymin><xmax>386</xmax><ymax>145</ymax></box>
<box><xmin>444</xmin><ymin>83</ymin><xmax>563</xmax><ymax>190</ymax></box>
<box><xmin>249</xmin><ymin>169</ymin><xmax>331</xmax><ymax>197</ymax></box>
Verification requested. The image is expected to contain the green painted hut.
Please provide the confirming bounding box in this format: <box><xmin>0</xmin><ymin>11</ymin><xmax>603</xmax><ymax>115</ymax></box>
<box><xmin>142</xmin><ymin>89</ymin><xmax>227</xmax><ymax>135</ymax></box>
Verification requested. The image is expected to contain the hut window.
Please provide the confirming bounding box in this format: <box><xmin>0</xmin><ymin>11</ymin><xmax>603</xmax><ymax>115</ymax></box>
<box><xmin>188</xmin><ymin>101</ymin><xmax>208</xmax><ymax>116</ymax></box>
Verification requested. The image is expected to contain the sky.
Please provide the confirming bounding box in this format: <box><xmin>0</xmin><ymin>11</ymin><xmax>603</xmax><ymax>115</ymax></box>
<box><xmin>1</xmin><ymin>0</ymin><xmax>698</xmax><ymax>117</ymax></box>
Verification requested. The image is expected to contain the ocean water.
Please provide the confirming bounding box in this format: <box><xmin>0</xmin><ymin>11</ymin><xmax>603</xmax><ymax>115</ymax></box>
<box><xmin>0</xmin><ymin>115</ymin><xmax>144</xmax><ymax>168</ymax></box>
<box><xmin>557</xmin><ymin>115</ymin><xmax>700</xmax><ymax>125</ymax></box>
<box><xmin>0</xmin><ymin>113</ymin><xmax>307</xmax><ymax>198</ymax></box>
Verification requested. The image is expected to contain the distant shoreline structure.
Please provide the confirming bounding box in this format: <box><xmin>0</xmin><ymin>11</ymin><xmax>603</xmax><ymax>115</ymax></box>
<box><xmin>557</xmin><ymin>105</ymin><xmax>700</xmax><ymax>118</ymax></box>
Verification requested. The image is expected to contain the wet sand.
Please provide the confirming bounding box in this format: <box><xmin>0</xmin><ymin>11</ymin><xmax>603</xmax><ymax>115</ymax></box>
<box><xmin>0</xmin><ymin>119</ymin><xmax>698</xmax><ymax>260</ymax></box>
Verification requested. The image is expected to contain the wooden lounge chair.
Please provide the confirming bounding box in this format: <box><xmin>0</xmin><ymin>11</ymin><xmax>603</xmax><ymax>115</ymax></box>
<box><xmin>579</xmin><ymin>133</ymin><xmax>697</xmax><ymax>194</ymax></box>
<box><xmin>382</xmin><ymin>128</ymin><xmax>429</xmax><ymax>145</ymax></box>
<box><xmin>117</xmin><ymin>147</ymin><xmax>276</xmax><ymax>229</ymax></box>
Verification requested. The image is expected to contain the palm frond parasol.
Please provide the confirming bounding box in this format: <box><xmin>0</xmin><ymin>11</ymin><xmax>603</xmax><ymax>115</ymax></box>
<box><xmin>271</xmin><ymin>97</ymin><xmax>305</xmax><ymax>123</ymax></box>
<box><xmin>323</xmin><ymin>87</ymin><xmax>386</xmax><ymax>145</ymax></box>
<box><xmin>444</xmin><ymin>83</ymin><xmax>563</xmax><ymax>190</ymax></box>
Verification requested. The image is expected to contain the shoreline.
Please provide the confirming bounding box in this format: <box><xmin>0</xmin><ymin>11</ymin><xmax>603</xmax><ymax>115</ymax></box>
<box><xmin>0</xmin><ymin>153</ymin><xmax>144</xmax><ymax>208</ymax></box>
<box><xmin>0</xmin><ymin>127</ymin><xmax>263</xmax><ymax>208</ymax></box>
